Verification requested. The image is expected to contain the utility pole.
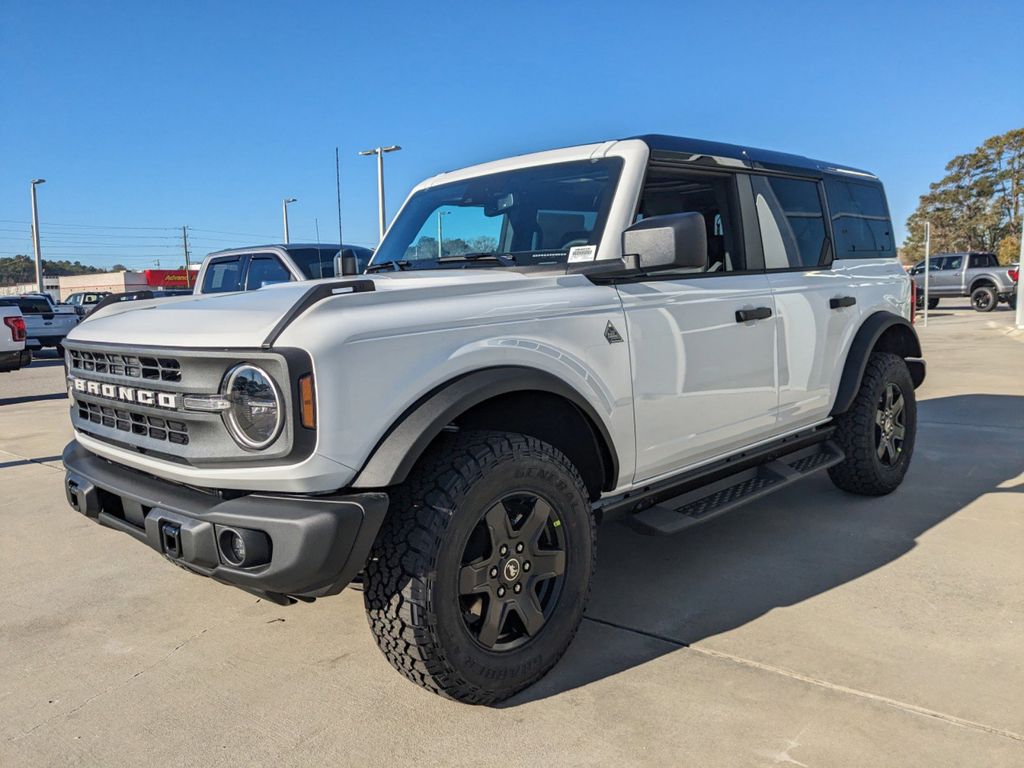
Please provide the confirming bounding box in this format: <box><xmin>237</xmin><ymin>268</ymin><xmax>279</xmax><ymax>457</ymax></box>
<box><xmin>358</xmin><ymin>145</ymin><xmax>401</xmax><ymax>241</ymax></box>
<box><xmin>282</xmin><ymin>197</ymin><xmax>297</xmax><ymax>243</ymax></box>
<box><xmin>923</xmin><ymin>221</ymin><xmax>931</xmax><ymax>327</ymax></box>
<box><xmin>182</xmin><ymin>226</ymin><xmax>192</xmax><ymax>288</ymax></box>
<box><xmin>30</xmin><ymin>179</ymin><xmax>46</xmax><ymax>293</ymax></box>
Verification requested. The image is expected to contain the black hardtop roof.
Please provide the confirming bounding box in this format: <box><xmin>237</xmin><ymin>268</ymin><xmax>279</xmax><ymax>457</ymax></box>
<box><xmin>628</xmin><ymin>134</ymin><xmax>877</xmax><ymax>179</ymax></box>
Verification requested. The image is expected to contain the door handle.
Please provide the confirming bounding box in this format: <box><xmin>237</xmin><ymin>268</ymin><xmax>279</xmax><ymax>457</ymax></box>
<box><xmin>829</xmin><ymin>296</ymin><xmax>856</xmax><ymax>309</ymax></box>
<box><xmin>735</xmin><ymin>307</ymin><xmax>773</xmax><ymax>323</ymax></box>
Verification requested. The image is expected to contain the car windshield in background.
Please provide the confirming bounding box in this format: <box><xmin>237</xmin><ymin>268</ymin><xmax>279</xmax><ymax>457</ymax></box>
<box><xmin>289</xmin><ymin>246</ymin><xmax>373</xmax><ymax>279</ymax></box>
<box><xmin>368</xmin><ymin>158</ymin><xmax>623</xmax><ymax>271</ymax></box>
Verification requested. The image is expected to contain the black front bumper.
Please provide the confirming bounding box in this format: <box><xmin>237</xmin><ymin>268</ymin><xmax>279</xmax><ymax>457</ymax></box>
<box><xmin>62</xmin><ymin>441</ymin><xmax>388</xmax><ymax>601</ymax></box>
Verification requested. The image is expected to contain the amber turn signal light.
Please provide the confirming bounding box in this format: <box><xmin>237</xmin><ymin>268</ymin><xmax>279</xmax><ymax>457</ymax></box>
<box><xmin>298</xmin><ymin>374</ymin><xmax>316</xmax><ymax>429</ymax></box>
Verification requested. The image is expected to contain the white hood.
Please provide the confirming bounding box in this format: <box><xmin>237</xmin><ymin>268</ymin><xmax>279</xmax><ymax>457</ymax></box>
<box><xmin>67</xmin><ymin>270</ymin><xmax>532</xmax><ymax>348</ymax></box>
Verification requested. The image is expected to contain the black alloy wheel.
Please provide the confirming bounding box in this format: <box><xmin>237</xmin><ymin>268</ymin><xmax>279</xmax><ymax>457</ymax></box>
<box><xmin>458</xmin><ymin>492</ymin><xmax>567</xmax><ymax>651</ymax></box>
<box><xmin>874</xmin><ymin>382</ymin><xmax>906</xmax><ymax>467</ymax></box>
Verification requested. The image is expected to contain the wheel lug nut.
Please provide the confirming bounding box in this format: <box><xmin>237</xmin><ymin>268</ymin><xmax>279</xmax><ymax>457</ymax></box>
<box><xmin>499</xmin><ymin>545</ymin><xmax>508</xmax><ymax>556</ymax></box>
<box><xmin>497</xmin><ymin>586</ymin><xmax>505</xmax><ymax>597</ymax></box>
<box><xmin>523</xmin><ymin>561</ymin><xmax>531</xmax><ymax>571</ymax></box>
<box><xmin>515</xmin><ymin>542</ymin><xmax>524</xmax><ymax>553</ymax></box>
<box><xmin>513</xmin><ymin>583</ymin><xmax>522</xmax><ymax>594</ymax></box>
<box><xmin>489</xmin><ymin>567</ymin><xmax>498</xmax><ymax>578</ymax></box>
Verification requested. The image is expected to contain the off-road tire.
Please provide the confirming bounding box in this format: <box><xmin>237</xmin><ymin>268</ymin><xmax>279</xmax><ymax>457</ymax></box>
<box><xmin>829</xmin><ymin>352</ymin><xmax>916</xmax><ymax>496</ymax></box>
<box><xmin>1006</xmin><ymin>294</ymin><xmax>1017</xmax><ymax>311</ymax></box>
<box><xmin>971</xmin><ymin>285</ymin><xmax>997</xmax><ymax>312</ymax></box>
<box><xmin>363</xmin><ymin>430</ymin><xmax>596</xmax><ymax>704</ymax></box>
<box><xmin>927</xmin><ymin>297</ymin><xmax>939</xmax><ymax>310</ymax></box>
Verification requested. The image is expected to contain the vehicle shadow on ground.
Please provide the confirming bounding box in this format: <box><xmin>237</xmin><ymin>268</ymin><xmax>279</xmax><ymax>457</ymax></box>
<box><xmin>503</xmin><ymin>394</ymin><xmax>1024</xmax><ymax>706</ymax></box>
<box><xmin>0</xmin><ymin>392</ymin><xmax>67</xmax><ymax>407</ymax></box>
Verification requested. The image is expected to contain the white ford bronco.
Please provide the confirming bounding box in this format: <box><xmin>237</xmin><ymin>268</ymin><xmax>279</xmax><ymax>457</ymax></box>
<box><xmin>62</xmin><ymin>135</ymin><xmax>924</xmax><ymax>704</ymax></box>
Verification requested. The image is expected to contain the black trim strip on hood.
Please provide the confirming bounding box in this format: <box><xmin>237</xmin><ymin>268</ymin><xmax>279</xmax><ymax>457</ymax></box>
<box><xmin>261</xmin><ymin>279</ymin><xmax>375</xmax><ymax>349</ymax></box>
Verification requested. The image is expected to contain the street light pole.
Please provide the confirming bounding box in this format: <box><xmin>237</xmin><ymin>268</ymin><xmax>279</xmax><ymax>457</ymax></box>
<box><xmin>1015</xmin><ymin>218</ymin><xmax>1023</xmax><ymax>330</ymax></box>
<box><xmin>30</xmin><ymin>179</ymin><xmax>46</xmax><ymax>294</ymax></box>
<box><xmin>359</xmin><ymin>145</ymin><xmax>401</xmax><ymax>241</ymax></box>
<box><xmin>437</xmin><ymin>210</ymin><xmax>450</xmax><ymax>258</ymax></box>
<box><xmin>282</xmin><ymin>197</ymin><xmax>297</xmax><ymax>244</ymax></box>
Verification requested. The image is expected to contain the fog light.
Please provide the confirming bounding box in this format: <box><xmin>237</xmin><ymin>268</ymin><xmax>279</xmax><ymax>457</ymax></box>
<box><xmin>217</xmin><ymin>526</ymin><xmax>271</xmax><ymax>568</ymax></box>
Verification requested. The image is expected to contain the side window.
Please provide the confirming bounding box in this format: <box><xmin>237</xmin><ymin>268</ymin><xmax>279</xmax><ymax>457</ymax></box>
<box><xmin>823</xmin><ymin>178</ymin><xmax>895</xmax><ymax>258</ymax></box>
<box><xmin>635</xmin><ymin>169</ymin><xmax>746</xmax><ymax>274</ymax></box>
<box><xmin>246</xmin><ymin>256</ymin><xmax>292</xmax><ymax>290</ymax></box>
<box><xmin>945</xmin><ymin>255</ymin><xmax>963</xmax><ymax>271</ymax></box>
<box><xmin>752</xmin><ymin>176</ymin><xmax>827</xmax><ymax>269</ymax></box>
<box><xmin>969</xmin><ymin>253</ymin><xmax>994</xmax><ymax>269</ymax></box>
<box><xmin>201</xmin><ymin>257</ymin><xmax>244</xmax><ymax>293</ymax></box>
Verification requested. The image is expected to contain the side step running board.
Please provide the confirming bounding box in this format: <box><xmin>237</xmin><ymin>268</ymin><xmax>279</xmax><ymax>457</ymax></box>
<box><xmin>627</xmin><ymin>442</ymin><xmax>844</xmax><ymax>535</ymax></box>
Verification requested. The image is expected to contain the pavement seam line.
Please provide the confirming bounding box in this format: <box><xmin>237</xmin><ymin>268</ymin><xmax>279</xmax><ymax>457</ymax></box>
<box><xmin>582</xmin><ymin>615</ymin><xmax>1024</xmax><ymax>744</ymax></box>
<box><xmin>6</xmin><ymin>627</ymin><xmax>210</xmax><ymax>743</ymax></box>
<box><xmin>0</xmin><ymin>448</ymin><xmax>64</xmax><ymax>472</ymax></box>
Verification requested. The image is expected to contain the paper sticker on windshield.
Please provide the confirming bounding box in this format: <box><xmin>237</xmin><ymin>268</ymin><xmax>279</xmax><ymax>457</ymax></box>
<box><xmin>568</xmin><ymin>245</ymin><xmax>597</xmax><ymax>263</ymax></box>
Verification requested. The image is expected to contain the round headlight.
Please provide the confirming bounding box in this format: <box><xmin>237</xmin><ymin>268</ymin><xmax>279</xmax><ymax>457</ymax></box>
<box><xmin>222</xmin><ymin>364</ymin><xmax>283</xmax><ymax>450</ymax></box>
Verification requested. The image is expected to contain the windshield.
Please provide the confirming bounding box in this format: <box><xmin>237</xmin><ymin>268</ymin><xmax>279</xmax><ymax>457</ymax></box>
<box><xmin>290</xmin><ymin>246</ymin><xmax>374</xmax><ymax>280</ymax></box>
<box><xmin>288</xmin><ymin>246</ymin><xmax>373</xmax><ymax>279</ymax></box>
<box><xmin>369</xmin><ymin>158</ymin><xmax>623</xmax><ymax>271</ymax></box>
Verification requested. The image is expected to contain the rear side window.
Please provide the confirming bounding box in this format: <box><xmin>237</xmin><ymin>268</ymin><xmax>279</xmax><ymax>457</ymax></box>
<box><xmin>969</xmin><ymin>253</ymin><xmax>996</xmax><ymax>268</ymax></box>
<box><xmin>202</xmin><ymin>257</ymin><xmax>244</xmax><ymax>293</ymax></box>
<box><xmin>824</xmin><ymin>178</ymin><xmax>895</xmax><ymax>258</ymax></box>
<box><xmin>752</xmin><ymin>176</ymin><xmax>827</xmax><ymax>269</ymax></box>
<box><xmin>17</xmin><ymin>297</ymin><xmax>51</xmax><ymax>314</ymax></box>
<box><xmin>246</xmin><ymin>255</ymin><xmax>292</xmax><ymax>289</ymax></box>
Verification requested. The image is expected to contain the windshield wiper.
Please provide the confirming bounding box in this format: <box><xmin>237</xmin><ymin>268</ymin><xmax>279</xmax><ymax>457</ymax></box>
<box><xmin>437</xmin><ymin>252</ymin><xmax>516</xmax><ymax>267</ymax></box>
<box><xmin>365</xmin><ymin>259</ymin><xmax>412</xmax><ymax>273</ymax></box>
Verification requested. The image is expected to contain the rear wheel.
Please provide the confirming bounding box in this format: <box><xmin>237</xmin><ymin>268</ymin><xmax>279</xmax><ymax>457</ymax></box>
<box><xmin>829</xmin><ymin>352</ymin><xmax>917</xmax><ymax>496</ymax></box>
<box><xmin>971</xmin><ymin>285</ymin><xmax>997</xmax><ymax>312</ymax></box>
<box><xmin>363</xmin><ymin>430</ymin><xmax>596</xmax><ymax>704</ymax></box>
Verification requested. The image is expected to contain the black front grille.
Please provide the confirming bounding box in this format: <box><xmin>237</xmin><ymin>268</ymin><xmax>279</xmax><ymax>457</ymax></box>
<box><xmin>77</xmin><ymin>400</ymin><xmax>189</xmax><ymax>445</ymax></box>
<box><xmin>69</xmin><ymin>349</ymin><xmax>181</xmax><ymax>382</ymax></box>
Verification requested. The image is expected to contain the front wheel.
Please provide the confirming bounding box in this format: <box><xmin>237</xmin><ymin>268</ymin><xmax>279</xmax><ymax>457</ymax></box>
<box><xmin>363</xmin><ymin>430</ymin><xmax>596</xmax><ymax>704</ymax></box>
<box><xmin>829</xmin><ymin>352</ymin><xmax>917</xmax><ymax>496</ymax></box>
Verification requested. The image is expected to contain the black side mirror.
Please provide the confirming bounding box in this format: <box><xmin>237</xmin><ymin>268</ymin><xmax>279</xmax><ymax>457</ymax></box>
<box><xmin>336</xmin><ymin>249</ymin><xmax>359</xmax><ymax>276</ymax></box>
<box><xmin>622</xmin><ymin>212</ymin><xmax>707</xmax><ymax>273</ymax></box>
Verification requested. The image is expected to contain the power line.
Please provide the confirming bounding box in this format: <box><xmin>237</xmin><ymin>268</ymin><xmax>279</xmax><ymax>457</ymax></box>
<box><xmin>0</xmin><ymin>219</ymin><xmax>176</xmax><ymax>231</ymax></box>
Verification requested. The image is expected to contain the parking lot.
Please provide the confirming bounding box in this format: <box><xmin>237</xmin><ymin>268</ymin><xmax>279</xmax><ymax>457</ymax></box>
<box><xmin>1</xmin><ymin>305</ymin><xmax>1021</xmax><ymax>767</ymax></box>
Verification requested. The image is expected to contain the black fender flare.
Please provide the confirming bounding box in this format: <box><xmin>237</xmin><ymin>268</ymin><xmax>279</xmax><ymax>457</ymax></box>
<box><xmin>350</xmin><ymin>366</ymin><xmax>619</xmax><ymax>489</ymax></box>
<box><xmin>830</xmin><ymin>311</ymin><xmax>925</xmax><ymax>416</ymax></box>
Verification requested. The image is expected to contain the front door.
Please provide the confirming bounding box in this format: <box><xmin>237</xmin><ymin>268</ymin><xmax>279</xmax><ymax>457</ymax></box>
<box><xmin>618</xmin><ymin>167</ymin><xmax>778</xmax><ymax>483</ymax></box>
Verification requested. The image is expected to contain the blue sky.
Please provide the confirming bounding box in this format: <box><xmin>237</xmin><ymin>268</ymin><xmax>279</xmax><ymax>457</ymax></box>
<box><xmin>2</xmin><ymin>0</ymin><xmax>1022</xmax><ymax>269</ymax></box>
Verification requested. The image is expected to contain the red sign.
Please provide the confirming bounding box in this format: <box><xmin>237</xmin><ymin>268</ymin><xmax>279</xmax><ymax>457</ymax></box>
<box><xmin>143</xmin><ymin>269</ymin><xmax>196</xmax><ymax>289</ymax></box>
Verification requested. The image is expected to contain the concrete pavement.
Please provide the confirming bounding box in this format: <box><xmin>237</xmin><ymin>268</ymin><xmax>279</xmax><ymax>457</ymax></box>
<box><xmin>1</xmin><ymin>308</ymin><xmax>1021</xmax><ymax>767</ymax></box>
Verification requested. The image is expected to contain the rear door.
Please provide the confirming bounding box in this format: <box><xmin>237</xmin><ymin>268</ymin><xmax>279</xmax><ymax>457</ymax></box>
<box><xmin>930</xmin><ymin>255</ymin><xmax>963</xmax><ymax>295</ymax></box>
<box><xmin>200</xmin><ymin>255</ymin><xmax>248</xmax><ymax>293</ymax></box>
<box><xmin>617</xmin><ymin>167</ymin><xmax>778</xmax><ymax>482</ymax></box>
<box><xmin>244</xmin><ymin>253</ymin><xmax>293</xmax><ymax>290</ymax></box>
<box><xmin>756</xmin><ymin>174</ymin><xmax>864</xmax><ymax>430</ymax></box>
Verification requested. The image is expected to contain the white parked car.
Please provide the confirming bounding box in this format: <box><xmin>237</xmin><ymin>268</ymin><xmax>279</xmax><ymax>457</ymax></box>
<box><xmin>61</xmin><ymin>135</ymin><xmax>924</xmax><ymax>704</ymax></box>
<box><xmin>0</xmin><ymin>304</ymin><xmax>30</xmax><ymax>372</ymax></box>
<box><xmin>0</xmin><ymin>293</ymin><xmax>78</xmax><ymax>356</ymax></box>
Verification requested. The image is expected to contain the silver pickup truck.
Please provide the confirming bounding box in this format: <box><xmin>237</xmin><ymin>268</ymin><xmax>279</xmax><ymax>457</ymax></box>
<box><xmin>0</xmin><ymin>294</ymin><xmax>79</xmax><ymax>354</ymax></box>
<box><xmin>910</xmin><ymin>252</ymin><xmax>1017</xmax><ymax>311</ymax></box>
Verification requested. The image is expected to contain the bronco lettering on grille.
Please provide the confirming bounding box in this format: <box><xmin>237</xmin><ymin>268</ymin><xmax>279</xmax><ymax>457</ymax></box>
<box><xmin>69</xmin><ymin>376</ymin><xmax>181</xmax><ymax>410</ymax></box>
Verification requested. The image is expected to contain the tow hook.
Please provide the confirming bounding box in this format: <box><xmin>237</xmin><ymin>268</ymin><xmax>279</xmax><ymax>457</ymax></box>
<box><xmin>160</xmin><ymin>521</ymin><xmax>183</xmax><ymax>559</ymax></box>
